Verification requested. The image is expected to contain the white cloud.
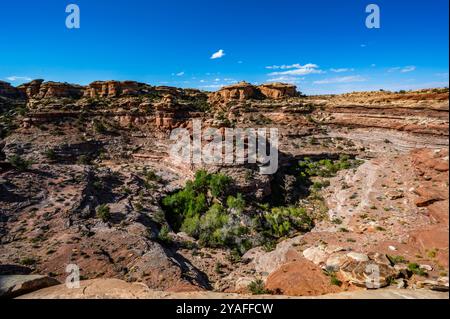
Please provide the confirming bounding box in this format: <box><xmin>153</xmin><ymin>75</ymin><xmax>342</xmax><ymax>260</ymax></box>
<box><xmin>201</xmin><ymin>84</ymin><xmax>225</xmax><ymax>89</ymax></box>
<box><xmin>176</xmin><ymin>71</ymin><xmax>185</xmax><ymax>76</ymax></box>
<box><xmin>314</xmin><ymin>75</ymin><xmax>367</xmax><ymax>84</ymax></box>
<box><xmin>6</xmin><ymin>76</ymin><xmax>32</xmax><ymax>82</ymax></box>
<box><xmin>400</xmin><ymin>66</ymin><xmax>416</xmax><ymax>73</ymax></box>
<box><xmin>330</xmin><ymin>68</ymin><xmax>354</xmax><ymax>73</ymax></box>
<box><xmin>268</xmin><ymin>63</ymin><xmax>324</xmax><ymax>76</ymax></box>
<box><xmin>388</xmin><ymin>66</ymin><xmax>416</xmax><ymax>73</ymax></box>
<box><xmin>210</xmin><ymin>49</ymin><xmax>225</xmax><ymax>59</ymax></box>
<box><xmin>266</xmin><ymin>63</ymin><xmax>318</xmax><ymax>70</ymax></box>
<box><xmin>267</xmin><ymin>76</ymin><xmax>304</xmax><ymax>84</ymax></box>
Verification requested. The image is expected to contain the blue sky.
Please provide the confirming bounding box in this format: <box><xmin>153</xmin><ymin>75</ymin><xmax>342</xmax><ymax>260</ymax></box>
<box><xmin>0</xmin><ymin>0</ymin><xmax>448</xmax><ymax>94</ymax></box>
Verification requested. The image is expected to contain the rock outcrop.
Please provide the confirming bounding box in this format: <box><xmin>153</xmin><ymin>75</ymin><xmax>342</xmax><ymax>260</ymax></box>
<box><xmin>84</xmin><ymin>81</ymin><xmax>152</xmax><ymax>98</ymax></box>
<box><xmin>17</xmin><ymin>278</ymin><xmax>449</xmax><ymax>299</ymax></box>
<box><xmin>209</xmin><ymin>81</ymin><xmax>299</xmax><ymax>103</ymax></box>
<box><xmin>0</xmin><ymin>81</ymin><xmax>25</xmax><ymax>99</ymax></box>
<box><xmin>18</xmin><ymin>80</ymin><xmax>84</xmax><ymax>99</ymax></box>
<box><xmin>0</xmin><ymin>275</ymin><xmax>60</xmax><ymax>298</ymax></box>
<box><xmin>210</xmin><ymin>81</ymin><xmax>260</xmax><ymax>102</ymax></box>
<box><xmin>259</xmin><ymin>83</ymin><xmax>298</xmax><ymax>99</ymax></box>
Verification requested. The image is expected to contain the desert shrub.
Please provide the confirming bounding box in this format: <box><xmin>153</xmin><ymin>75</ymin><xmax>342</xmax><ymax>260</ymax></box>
<box><xmin>248</xmin><ymin>279</ymin><xmax>271</xmax><ymax>295</ymax></box>
<box><xmin>162</xmin><ymin>171</ymin><xmax>243</xmax><ymax>249</ymax></box>
<box><xmin>208</xmin><ymin>173</ymin><xmax>232</xmax><ymax>198</ymax></box>
<box><xmin>227</xmin><ymin>193</ymin><xmax>245</xmax><ymax>214</ymax></box>
<box><xmin>96</xmin><ymin>204</ymin><xmax>111</xmax><ymax>222</ymax></box>
<box><xmin>181</xmin><ymin>214</ymin><xmax>201</xmax><ymax>237</ymax></box>
<box><xmin>20</xmin><ymin>257</ymin><xmax>37</xmax><ymax>266</ymax></box>
<box><xmin>77</xmin><ymin>155</ymin><xmax>92</xmax><ymax>165</ymax></box>
<box><xmin>408</xmin><ymin>263</ymin><xmax>428</xmax><ymax>276</ymax></box>
<box><xmin>43</xmin><ymin>149</ymin><xmax>57</xmax><ymax>161</ymax></box>
<box><xmin>312</xmin><ymin>180</ymin><xmax>330</xmax><ymax>190</ymax></box>
<box><xmin>8</xmin><ymin>155</ymin><xmax>33</xmax><ymax>171</ymax></box>
<box><xmin>143</xmin><ymin>167</ymin><xmax>161</xmax><ymax>183</ymax></box>
<box><xmin>198</xmin><ymin>203</ymin><xmax>229</xmax><ymax>247</ymax></box>
<box><xmin>158</xmin><ymin>225</ymin><xmax>172</xmax><ymax>245</ymax></box>
<box><xmin>298</xmin><ymin>155</ymin><xmax>363</xmax><ymax>179</ymax></box>
<box><xmin>93</xmin><ymin>119</ymin><xmax>107</xmax><ymax>134</ymax></box>
<box><xmin>263</xmin><ymin>207</ymin><xmax>314</xmax><ymax>238</ymax></box>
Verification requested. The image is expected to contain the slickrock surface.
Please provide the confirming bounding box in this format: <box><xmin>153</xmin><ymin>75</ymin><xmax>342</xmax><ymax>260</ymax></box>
<box><xmin>1</xmin><ymin>80</ymin><xmax>448</xmax><ymax>298</ymax></box>
<box><xmin>18</xmin><ymin>278</ymin><xmax>448</xmax><ymax>299</ymax></box>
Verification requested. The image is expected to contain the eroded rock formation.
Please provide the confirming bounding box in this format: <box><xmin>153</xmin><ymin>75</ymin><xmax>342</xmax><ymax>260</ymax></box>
<box><xmin>18</xmin><ymin>80</ymin><xmax>84</xmax><ymax>99</ymax></box>
<box><xmin>209</xmin><ymin>81</ymin><xmax>299</xmax><ymax>104</ymax></box>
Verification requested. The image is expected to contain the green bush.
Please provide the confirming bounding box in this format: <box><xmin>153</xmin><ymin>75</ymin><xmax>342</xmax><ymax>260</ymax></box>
<box><xmin>77</xmin><ymin>155</ymin><xmax>92</xmax><ymax>165</ymax></box>
<box><xmin>248</xmin><ymin>279</ymin><xmax>271</xmax><ymax>295</ymax></box>
<box><xmin>227</xmin><ymin>193</ymin><xmax>245</xmax><ymax>214</ymax></box>
<box><xmin>198</xmin><ymin>203</ymin><xmax>229</xmax><ymax>247</ymax></box>
<box><xmin>143</xmin><ymin>168</ymin><xmax>161</xmax><ymax>183</ymax></box>
<box><xmin>43</xmin><ymin>149</ymin><xmax>57</xmax><ymax>161</ymax></box>
<box><xmin>96</xmin><ymin>204</ymin><xmax>111</xmax><ymax>222</ymax></box>
<box><xmin>158</xmin><ymin>225</ymin><xmax>172</xmax><ymax>245</ymax></box>
<box><xmin>298</xmin><ymin>155</ymin><xmax>363</xmax><ymax>179</ymax></box>
<box><xmin>208</xmin><ymin>173</ymin><xmax>232</xmax><ymax>198</ymax></box>
<box><xmin>93</xmin><ymin>119</ymin><xmax>107</xmax><ymax>134</ymax></box>
<box><xmin>8</xmin><ymin>155</ymin><xmax>33</xmax><ymax>171</ymax></box>
<box><xmin>264</xmin><ymin>207</ymin><xmax>314</xmax><ymax>238</ymax></box>
<box><xmin>408</xmin><ymin>263</ymin><xmax>427</xmax><ymax>276</ymax></box>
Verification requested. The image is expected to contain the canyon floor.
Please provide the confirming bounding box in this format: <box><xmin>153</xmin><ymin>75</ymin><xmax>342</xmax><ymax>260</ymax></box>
<box><xmin>0</xmin><ymin>80</ymin><xmax>448</xmax><ymax>299</ymax></box>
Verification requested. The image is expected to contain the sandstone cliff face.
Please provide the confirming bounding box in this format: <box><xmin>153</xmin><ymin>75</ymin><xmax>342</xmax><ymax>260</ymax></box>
<box><xmin>209</xmin><ymin>81</ymin><xmax>298</xmax><ymax>103</ymax></box>
<box><xmin>211</xmin><ymin>81</ymin><xmax>259</xmax><ymax>102</ymax></box>
<box><xmin>259</xmin><ymin>83</ymin><xmax>298</xmax><ymax>99</ymax></box>
<box><xmin>0</xmin><ymin>81</ymin><xmax>25</xmax><ymax>99</ymax></box>
<box><xmin>83</xmin><ymin>81</ymin><xmax>153</xmax><ymax>98</ymax></box>
<box><xmin>18</xmin><ymin>80</ymin><xmax>84</xmax><ymax>99</ymax></box>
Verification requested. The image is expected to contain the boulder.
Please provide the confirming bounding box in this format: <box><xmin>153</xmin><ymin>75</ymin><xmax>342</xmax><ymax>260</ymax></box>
<box><xmin>416</xmin><ymin>277</ymin><xmax>449</xmax><ymax>292</ymax></box>
<box><xmin>0</xmin><ymin>275</ymin><xmax>60</xmax><ymax>298</ymax></box>
<box><xmin>265</xmin><ymin>260</ymin><xmax>341</xmax><ymax>296</ymax></box>
<box><xmin>302</xmin><ymin>246</ymin><xmax>328</xmax><ymax>265</ymax></box>
<box><xmin>338</xmin><ymin>258</ymin><xmax>398</xmax><ymax>288</ymax></box>
<box><xmin>346</xmin><ymin>252</ymin><xmax>369</xmax><ymax>262</ymax></box>
<box><xmin>0</xmin><ymin>264</ymin><xmax>33</xmax><ymax>275</ymax></box>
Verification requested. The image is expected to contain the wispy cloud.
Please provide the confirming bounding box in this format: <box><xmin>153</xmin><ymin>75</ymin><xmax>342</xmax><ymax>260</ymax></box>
<box><xmin>210</xmin><ymin>49</ymin><xmax>225</xmax><ymax>59</ymax></box>
<box><xmin>201</xmin><ymin>84</ymin><xmax>225</xmax><ymax>89</ymax></box>
<box><xmin>330</xmin><ymin>68</ymin><xmax>354</xmax><ymax>73</ymax></box>
<box><xmin>314</xmin><ymin>75</ymin><xmax>367</xmax><ymax>84</ymax></box>
<box><xmin>388</xmin><ymin>66</ymin><xmax>416</xmax><ymax>73</ymax></box>
<box><xmin>176</xmin><ymin>71</ymin><xmax>185</xmax><ymax>76</ymax></box>
<box><xmin>267</xmin><ymin>63</ymin><xmax>324</xmax><ymax>76</ymax></box>
<box><xmin>6</xmin><ymin>76</ymin><xmax>32</xmax><ymax>82</ymax></box>
<box><xmin>267</xmin><ymin>76</ymin><xmax>304</xmax><ymax>84</ymax></box>
<box><xmin>400</xmin><ymin>66</ymin><xmax>416</xmax><ymax>73</ymax></box>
